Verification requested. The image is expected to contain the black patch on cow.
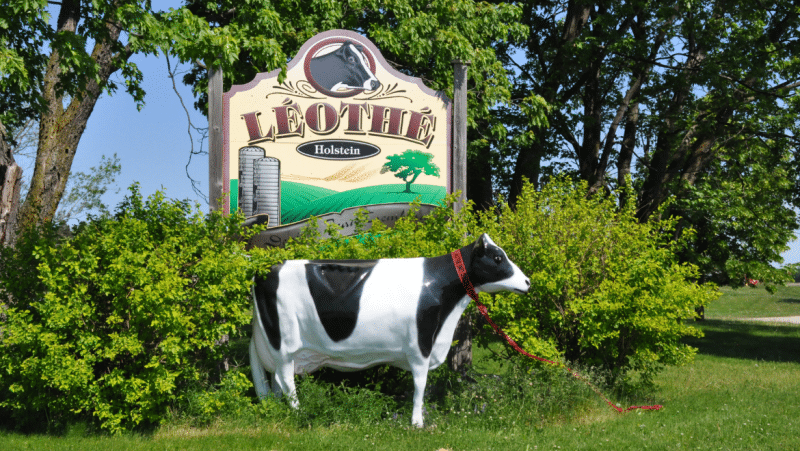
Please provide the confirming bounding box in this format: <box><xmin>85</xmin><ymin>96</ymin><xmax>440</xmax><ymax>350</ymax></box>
<box><xmin>416</xmin><ymin>251</ymin><xmax>470</xmax><ymax>358</ymax></box>
<box><xmin>305</xmin><ymin>260</ymin><xmax>379</xmax><ymax>342</ymax></box>
<box><xmin>254</xmin><ymin>264</ymin><xmax>283</xmax><ymax>350</ymax></box>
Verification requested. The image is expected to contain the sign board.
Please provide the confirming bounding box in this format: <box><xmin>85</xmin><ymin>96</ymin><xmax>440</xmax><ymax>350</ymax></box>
<box><xmin>222</xmin><ymin>30</ymin><xmax>452</xmax><ymax>243</ymax></box>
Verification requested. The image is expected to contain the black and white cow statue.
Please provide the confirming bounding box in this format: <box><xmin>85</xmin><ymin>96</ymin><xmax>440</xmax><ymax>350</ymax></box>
<box><xmin>309</xmin><ymin>41</ymin><xmax>380</xmax><ymax>92</ymax></box>
<box><xmin>249</xmin><ymin>234</ymin><xmax>530</xmax><ymax>427</ymax></box>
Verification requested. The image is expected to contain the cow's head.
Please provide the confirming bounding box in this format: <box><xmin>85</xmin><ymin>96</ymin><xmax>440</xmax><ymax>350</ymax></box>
<box><xmin>333</xmin><ymin>41</ymin><xmax>380</xmax><ymax>91</ymax></box>
<box><xmin>469</xmin><ymin>234</ymin><xmax>530</xmax><ymax>295</ymax></box>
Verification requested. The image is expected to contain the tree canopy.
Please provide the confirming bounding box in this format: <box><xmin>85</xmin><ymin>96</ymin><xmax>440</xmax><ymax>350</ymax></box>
<box><xmin>2</xmin><ymin>0</ymin><xmax>799</xmax><ymax>285</ymax></box>
<box><xmin>484</xmin><ymin>0</ymin><xmax>800</xmax><ymax>285</ymax></box>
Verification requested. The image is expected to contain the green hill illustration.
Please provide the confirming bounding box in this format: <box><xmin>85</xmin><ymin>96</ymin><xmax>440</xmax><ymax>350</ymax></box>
<box><xmin>281</xmin><ymin>183</ymin><xmax>445</xmax><ymax>224</ymax></box>
<box><xmin>280</xmin><ymin>181</ymin><xmax>339</xmax><ymax>220</ymax></box>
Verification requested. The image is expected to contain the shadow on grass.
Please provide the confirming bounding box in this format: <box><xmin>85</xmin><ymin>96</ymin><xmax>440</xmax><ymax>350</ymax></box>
<box><xmin>778</xmin><ymin>297</ymin><xmax>800</xmax><ymax>304</ymax></box>
<box><xmin>686</xmin><ymin>320</ymin><xmax>800</xmax><ymax>363</ymax></box>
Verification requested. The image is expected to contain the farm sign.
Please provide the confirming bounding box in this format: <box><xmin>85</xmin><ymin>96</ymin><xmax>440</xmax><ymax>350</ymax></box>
<box><xmin>222</xmin><ymin>30</ymin><xmax>452</xmax><ymax>245</ymax></box>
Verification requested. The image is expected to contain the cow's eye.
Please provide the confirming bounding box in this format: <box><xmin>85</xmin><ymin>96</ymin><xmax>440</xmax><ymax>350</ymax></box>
<box><xmin>348</xmin><ymin>56</ymin><xmax>355</xmax><ymax>63</ymax></box>
<box><xmin>494</xmin><ymin>255</ymin><xmax>502</xmax><ymax>264</ymax></box>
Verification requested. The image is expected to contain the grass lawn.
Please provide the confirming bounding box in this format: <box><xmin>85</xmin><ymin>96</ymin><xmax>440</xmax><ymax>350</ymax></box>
<box><xmin>708</xmin><ymin>285</ymin><xmax>800</xmax><ymax>319</ymax></box>
<box><xmin>3</xmin><ymin>288</ymin><xmax>800</xmax><ymax>450</ymax></box>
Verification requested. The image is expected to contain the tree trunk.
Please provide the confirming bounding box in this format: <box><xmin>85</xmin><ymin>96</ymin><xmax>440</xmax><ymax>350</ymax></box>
<box><xmin>508</xmin><ymin>1</ymin><xmax>592</xmax><ymax>206</ymax></box>
<box><xmin>403</xmin><ymin>169</ymin><xmax>422</xmax><ymax>193</ymax></box>
<box><xmin>578</xmin><ymin>62</ymin><xmax>604</xmax><ymax>195</ymax></box>
<box><xmin>447</xmin><ymin>313</ymin><xmax>473</xmax><ymax>373</ymax></box>
<box><xmin>0</xmin><ymin>122</ymin><xmax>23</xmax><ymax>246</ymax></box>
<box><xmin>466</xmin><ymin>137</ymin><xmax>495</xmax><ymax>210</ymax></box>
<box><xmin>508</xmin><ymin>134</ymin><xmax>545</xmax><ymax>207</ymax></box>
<box><xmin>636</xmin><ymin>3</ymin><xmax>727</xmax><ymax>222</ymax></box>
<box><xmin>17</xmin><ymin>2</ymin><xmax>130</xmax><ymax>231</ymax></box>
<box><xmin>617</xmin><ymin>101</ymin><xmax>638</xmax><ymax>209</ymax></box>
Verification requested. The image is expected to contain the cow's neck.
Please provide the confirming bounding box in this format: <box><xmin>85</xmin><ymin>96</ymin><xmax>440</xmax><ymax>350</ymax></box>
<box><xmin>425</xmin><ymin>242</ymin><xmax>477</xmax><ymax>301</ymax></box>
<box><xmin>415</xmin><ymin>244</ymin><xmax>475</xmax><ymax>358</ymax></box>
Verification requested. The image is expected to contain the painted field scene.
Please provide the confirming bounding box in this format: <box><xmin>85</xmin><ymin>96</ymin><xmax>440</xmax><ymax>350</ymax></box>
<box><xmin>280</xmin><ymin>181</ymin><xmax>445</xmax><ymax>224</ymax></box>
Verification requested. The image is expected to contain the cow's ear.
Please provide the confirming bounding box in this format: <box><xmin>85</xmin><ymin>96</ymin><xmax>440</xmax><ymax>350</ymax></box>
<box><xmin>473</xmin><ymin>233</ymin><xmax>490</xmax><ymax>257</ymax></box>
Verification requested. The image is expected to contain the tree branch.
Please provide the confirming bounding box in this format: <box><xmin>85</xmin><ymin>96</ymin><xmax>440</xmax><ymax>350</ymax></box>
<box><xmin>166</xmin><ymin>55</ymin><xmax>209</xmax><ymax>204</ymax></box>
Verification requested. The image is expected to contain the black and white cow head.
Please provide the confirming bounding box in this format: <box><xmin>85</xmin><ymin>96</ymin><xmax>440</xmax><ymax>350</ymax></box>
<box><xmin>308</xmin><ymin>41</ymin><xmax>380</xmax><ymax>93</ymax></box>
<box><xmin>468</xmin><ymin>234</ymin><xmax>530</xmax><ymax>295</ymax></box>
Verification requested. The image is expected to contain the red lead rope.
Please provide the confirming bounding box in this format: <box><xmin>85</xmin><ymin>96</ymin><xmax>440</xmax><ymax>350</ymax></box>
<box><xmin>451</xmin><ymin>249</ymin><xmax>663</xmax><ymax>413</ymax></box>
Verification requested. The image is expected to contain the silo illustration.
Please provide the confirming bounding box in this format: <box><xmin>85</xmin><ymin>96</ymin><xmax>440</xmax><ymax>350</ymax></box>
<box><xmin>254</xmin><ymin>157</ymin><xmax>281</xmax><ymax>226</ymax></box>
<box><xmin>238</xmin><ymin>146</ymin><xmax>265</xmax><ymax>217</ymax></box>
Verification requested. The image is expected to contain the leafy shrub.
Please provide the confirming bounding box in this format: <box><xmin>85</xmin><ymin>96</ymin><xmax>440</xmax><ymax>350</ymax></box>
<box><xmin>0</xmin><ymin>185</ymin><xmax>283</xmax><ymax>433</ymax></box>
<box><xmin>284</xmin><ymin>194</ymin><xmax>474</xmax><ymax>261</ymax></box>
<box><xmin>287</xmin><ymin>178</ymin><xmax>717</xmax><ymax>385</ymax></box>
<box><xmin>471</xmin><ymin>177</ymin><xmax>719</xmax><ymax>383</ymax></box>
<box><xmin>310</xmin><ymin>364</ymin><xmax>412</xmax><ymax>400</ymax></box>
<box><xmin>789</xmin><ymin>263</ymin><xmax>800</xmax><ymax>283</ymax></box>
<box><xmin>0</xmin><ymin>177</ymin><xmax>717</xmax><ymax>432</ymax></box>
<box><xmin>178</xmin><ymin>369</ymin><xmax>254</xmax><ymax>426</ymax></box>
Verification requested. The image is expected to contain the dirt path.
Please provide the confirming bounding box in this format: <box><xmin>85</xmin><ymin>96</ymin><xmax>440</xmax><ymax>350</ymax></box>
<box><xmin>741</xmin><ymin>316</ymin><xmax>800</xmax><ymax>325</ymax></box>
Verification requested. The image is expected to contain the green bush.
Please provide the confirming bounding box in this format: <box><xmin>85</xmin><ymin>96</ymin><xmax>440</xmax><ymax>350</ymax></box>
<box><xmin>0</xmin><ymin>177</ymin><xmax>717</xmax><ymax>432</ymax></box>
<box><xmin>471</xmin><ymin>177</ymin><xmax>719</xmax><ymax>383</ymax></box>
<box><xmin>0</xmin><ymin>185</ymin><xmax>282</xmax><ymax>433</ymax></box>
<box><xmin>288</xmin><ymin>178</ymin><xmax>717</xmax><ymax>385</ymax></box>
<box><xmin>284</xmin><ymin>195</ymin><xmax>474</xmax><ymax>261</ymax></box>
<box><xmin>177</xmin><ymin>369</ymin><xmax>254</xmax><ymax>426</ymax></box>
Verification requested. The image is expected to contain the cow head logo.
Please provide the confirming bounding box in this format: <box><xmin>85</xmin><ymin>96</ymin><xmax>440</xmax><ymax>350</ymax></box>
<box><xmin>304</xmin><ymin>38</ymin><xmax>381</xmax><ymax>98</ymax></box>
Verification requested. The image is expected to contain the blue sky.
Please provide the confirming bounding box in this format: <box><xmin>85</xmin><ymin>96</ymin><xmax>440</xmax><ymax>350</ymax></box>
<box><xmin>18</xmin><ymin>2</ymin><xmax>800</xmax><ymax>266</ymax></box>
<box><xmin>70</xmin><ymin>51</ymin><xmax>209</xmax><ymax>209</ymax></box>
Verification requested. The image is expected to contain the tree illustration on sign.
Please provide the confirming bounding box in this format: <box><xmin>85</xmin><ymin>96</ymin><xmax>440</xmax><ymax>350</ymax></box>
<box><xmin>381</xmin><ymin>150</ymin><xmax>441</xmax><ymax>193</ymax></box>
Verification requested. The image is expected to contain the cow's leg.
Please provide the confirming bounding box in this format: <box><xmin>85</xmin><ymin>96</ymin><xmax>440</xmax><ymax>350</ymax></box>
<box><xmin>408</xmin><ymin>357</ymin><xmax>431</xmax><ymax>427</ymax></box>
<box><xmin>272</xmin><ymin>359</ymin><xmax>299</xmax><ymax>409</ymax></box>
<box><xmin>249</xmin><ymin>338</ymin><xmax>271</xmax><ymax>399</ymax></box>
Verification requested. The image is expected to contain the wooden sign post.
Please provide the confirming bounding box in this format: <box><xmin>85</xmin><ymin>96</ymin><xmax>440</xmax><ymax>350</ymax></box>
<box><xmin>208</xmin><ymin>62</ymin><xmax>223</xmax><ymax>212</ymax></box>
<box><xmin>452</xmin><ymin>59</ymin><xmax>470</xmax><ymax>214</ymax></box>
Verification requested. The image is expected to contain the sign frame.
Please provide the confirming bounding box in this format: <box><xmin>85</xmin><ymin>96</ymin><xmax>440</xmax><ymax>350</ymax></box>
<box><xmin>220</xmin><ymin>30</ymin><xmax>453</xmax><ymax>229</ymax></box>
